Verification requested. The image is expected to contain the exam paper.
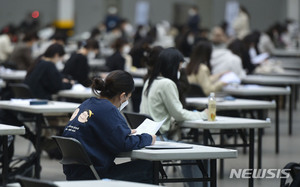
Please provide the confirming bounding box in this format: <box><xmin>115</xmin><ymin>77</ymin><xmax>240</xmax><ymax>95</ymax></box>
<box><xmin>133</xmin><ymin>118</ymin><xmax>166</xmax><ymax>135</ymax></box>
<box><xmin>220</xmin><ymin>72</ymin><xmax>241</xmax><ymax>84</ymax></box>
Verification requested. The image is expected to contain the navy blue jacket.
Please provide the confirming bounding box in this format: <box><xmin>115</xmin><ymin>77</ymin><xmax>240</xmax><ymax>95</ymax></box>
<box><xmin>24</xmin><ymin>60</ymin><xmax>72</xmax><ymax>99</ymax></box>
<box><xmin>62</xmin><ymin>97</ymin><xmax>152</xmax><ymax>180</ymax></box>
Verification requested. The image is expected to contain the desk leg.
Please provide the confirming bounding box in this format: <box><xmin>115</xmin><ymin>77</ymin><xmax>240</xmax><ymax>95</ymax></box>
<box><xmin>153</xmin><ymin>161</ymin><xmax>160</xmax><ymax>185</ymax></box>
<box><xmin>2</xmin><ymin>136</ymin><xmax>8</xmax><ymax>187</ymax></box>
<box><xmin>289</xmin><ymin>85</ymin><xmax>294</xmax><ymax>135</ymax></box>
<box><xmin>258</xmin><ymin>129</ymin><xmax>262</xmax><ymax>169</ymax></box>
<box><xmin>275</xmin><ymin>96</ymin><xmax>279</xmax><ymax>154</ymax></box>
<box><xmin>249</xmin><ymin>129</ymin><xmax>254</xmax><ymax>187</ymax></box>
<box><xmin>219</xmin><ymin>131</ymin><xmax>224</xmax><ymax>179</ymax></box>
<box><xmin>34</xmin><ymin>114</ymin><xmax>43</xmax><ymax>178</ymax></box>
<box><xmin>210</xmin><ymin>159</ymin><xmax>217</xmax><ymax>187</ymax></box>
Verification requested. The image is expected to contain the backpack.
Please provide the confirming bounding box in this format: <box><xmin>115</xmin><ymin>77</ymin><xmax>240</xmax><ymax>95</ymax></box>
<box><xmin>280</xmin><ymin>162</ymin><xmax>300</xmax><ymax>187</ymax></box>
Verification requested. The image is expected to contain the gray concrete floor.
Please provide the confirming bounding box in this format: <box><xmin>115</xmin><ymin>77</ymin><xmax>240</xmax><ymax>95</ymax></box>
<box><xmin>12</xmin><ymin>96</ymin><xmax>300</xmax><ymax>187</ymax></box>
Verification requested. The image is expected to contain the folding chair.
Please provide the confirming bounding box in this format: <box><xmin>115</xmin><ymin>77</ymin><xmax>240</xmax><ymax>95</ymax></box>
<box><xmin>51</xmin><ymin>136</ymin><xmax>101</xmax><ymax>180</ymax></box>
<box><xmin>123</xmin><ymin>111</ymin><xmax>153</xmax><ymax>129</ymax></box>
<box><xmin>122</xmin><ymin>111</ymin><xmax>164</xmax><ymax>140</ymax></box>
<box><xmin>186</xmin><ymin>84</ymin><xmax>206</xmax><ymax>98</ymax></box>
<box><xmin>9</xmin><ymin>83</ymin><xmax>34</xmax><ymax>99</ymax></box>
<box><xmin>16</xmin><ymin>175</ymin><xmax>57</xmax><ymax>187</ymax></box>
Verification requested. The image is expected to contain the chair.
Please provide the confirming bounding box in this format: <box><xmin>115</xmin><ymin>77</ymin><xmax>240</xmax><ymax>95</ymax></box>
<box><xmin>123</xmin><ymin>111</ymin><xmax>165</xmax><ymax>141</ymax></box>
<box><xmin>51</xmin><ymin>136</ymin><xmax>101</xmax><ymax>180</ymax></box>
<box><xmin>9</xmin><ymin>83</ymin><xmax>34</xmax><ymax>99</ymax></box>
<box><xmin>186</xmin><ymin>84</ymin><xmax>206</xmax><ymax>97</ymax></box>
<box><xmin>15</xmin><ymin>175</ymin><xmax>57</xmax><ymax>187</ymax></box>
<box><xmin>123</xmin><ymin>111</ymin><xmax>153</xmax><ymax>129</ymax></box>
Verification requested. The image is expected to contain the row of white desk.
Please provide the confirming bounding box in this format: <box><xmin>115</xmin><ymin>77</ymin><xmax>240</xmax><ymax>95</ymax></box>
<box><xmin>0</xmin><ymin>122</ymin><xmax>238</xmax><ymax>187</ymax></box>
<box><xmin>0</xmin><ymin>99</ymin><xmax>274</xmax><ymax>187</ymax></box>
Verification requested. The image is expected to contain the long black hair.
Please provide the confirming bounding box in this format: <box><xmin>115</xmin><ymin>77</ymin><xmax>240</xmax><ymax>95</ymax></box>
<box><xmin>186</xmin><ymin>40</ymin><xmax>212</xmax><ymax>75</ymax></box>
<box><xmin>144</xmin><ymin>45</ymin><xmax>164</xmax><ymax>81</ymax></box>
<box><xmin>145</xmin><ymin>48</ymin><xmax>184</xmax><ymax>96</ymax></box>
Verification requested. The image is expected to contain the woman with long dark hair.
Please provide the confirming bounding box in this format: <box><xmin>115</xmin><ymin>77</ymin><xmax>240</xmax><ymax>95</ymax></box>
<box><xmin>186</xmin><ymin>40</ymin><xmax>226</xmax><ymax>96</ymax></box>
<box><xmin>140</xmin><ymin>47</ymin><xmax>207</xmax><ymax>140</ymax></box>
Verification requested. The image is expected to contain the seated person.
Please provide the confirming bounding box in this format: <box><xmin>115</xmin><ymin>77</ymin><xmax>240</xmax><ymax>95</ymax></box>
<box><xmin>24</xmin><ymin>43</ymin><xmax>73</xmax><ymax>99</ymax></box>
<box><xmin>105</xmin><ymin>38</ymin><xmax>131</xmax><ymax>71</ymax></box>
<box><xmin>210</xmin><ymin>26</ymin><xmax>246</xmax><ymax>78</ymax></box>
<box><xmin>62</xmin><ymin>70</ymin><xmax>155</xmax><ymax>182</ymax></box>
<box><xmin>63</xmin><ymin>39</ymin><xmax>99</xmax><ymax>87</ymax></box>
<box><xmin>9</xmin><ymin>31</ymin><xmax>39</xmax><ymax>70</ymax></box>
<box><xmin>140</xmin><ymin>48</ymin><xmax>207</xmax><ymax>140</ymax></box>
<box><xmin>186</xmin><ymin>40</ymin><xmax>226</xmax><ymax>96</ymax></box>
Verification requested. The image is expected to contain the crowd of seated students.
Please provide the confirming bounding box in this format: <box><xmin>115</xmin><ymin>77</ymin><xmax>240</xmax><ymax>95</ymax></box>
<box><xmin>0</xmin><ymin>5</ymin><xmax>299</xmax><ymax>186</ymax></box>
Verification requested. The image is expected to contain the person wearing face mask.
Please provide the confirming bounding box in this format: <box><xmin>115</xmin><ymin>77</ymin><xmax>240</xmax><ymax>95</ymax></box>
<box><xmin>62</xmin><ymin>70</ymin><xmax>156</xmax><ymax>182</ymax></box>
<box><xmin>140</xmin><ymin>48</ymin><xmax>207</xmax><ymax>187</ymax></box>
<box><xmin>140</xmin><ymin>48</ymin><xmax>207</xmax><ymax>140</ymax></box>
<box><xmin>24</xmin><ymin>43</ymin><xmax>73</xmax><ymax>100</ymax></box>
<box><xmin>8</xmin><ymin>31</ymin><xmax>39</xmax><ymax>70</ymax></box>
<box><xmin>105</xmin><ymin>37</ymin><xmax>131</xmax><ymax>71</ymax></box>
<box><xmin>62</xmin><ymin>39</ymin><xmax>99</xmax><ymax>87</ymax></box>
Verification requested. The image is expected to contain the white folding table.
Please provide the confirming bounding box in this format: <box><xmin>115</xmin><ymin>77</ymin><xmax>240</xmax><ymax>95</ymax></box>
<box><xmin>0</xmin><ymin>124</ymin><xmax>25</xmax><ymax>187</ymax></box>
<box><xmin>0</xmin><ymin>101</ymin><xmax>79</xmax><ymax>179</ymax></box>
<box><xmin>182</xmin><ymin>116</ymin><xmax>271</xmax><ymax>187</ymax></box>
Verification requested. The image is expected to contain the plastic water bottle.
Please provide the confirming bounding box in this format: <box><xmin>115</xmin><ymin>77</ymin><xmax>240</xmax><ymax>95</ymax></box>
<box><xmin>208</xmin><ymin>92</ymin><xmax>216</xmax><ymax>121</ymax></box>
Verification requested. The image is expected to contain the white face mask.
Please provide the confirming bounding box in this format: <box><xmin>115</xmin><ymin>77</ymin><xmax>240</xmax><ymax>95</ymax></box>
<box><xmin>88</xmin><ymin>52</ymin><xmax>96</xmax><ymax>59</ymax></box>
<box><xmin>177</xmin><ymin>71</ymin><xmax>181</xmax><ymax>79</ymax></box>
<box><xmin>119</xmin><ymin>99</ymin><xmax>129</xmax><ymax>111</ymax></box>
<box><xmin>187</xmin><ymin>35</ymin><xmax>195</xmax><ymax>45</ymax></box>
<box><xmin>122</xmin><ymin>45</ymin><xmax>131</xmax><ymax>55</ymax></box>
<box><xmin>124</xmin><ymin>24</ymin><xmax>134</xmax><ymax>35</ymax></box>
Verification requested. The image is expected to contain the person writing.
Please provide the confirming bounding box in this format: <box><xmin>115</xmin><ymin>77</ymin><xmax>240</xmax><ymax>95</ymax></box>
<box><xmin>62</xmin><ymin>70</ymin><xmax>156</xmax><ymax>183</ymax></box>
<box><xmin>24</xmin><ymin>43</ymin><xmax>73</xmax><ymax>99</ymax></box>
<box><xmin>140</xmin><ymin>48</ymin><xmax>207</xmax><ymax>141</ymax></box>
<box><xmin>186</xmin><ymin>40</ymin><xmax>226</xmax><ymax>96</ymax></box>
<box><xmin>62</xmin><ymin>39</ymin><xmax>99</xmax><ymax>87</ymax></box>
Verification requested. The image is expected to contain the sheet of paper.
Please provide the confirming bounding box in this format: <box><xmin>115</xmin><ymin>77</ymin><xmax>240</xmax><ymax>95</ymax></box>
<box><xmin>220</xmin><ymin>72</ymin><xmax>241</xmax><ymax>84</ymax></box>
<box><xmin>133</xmin><ymin>118</ymin><xmax>166</xmax><ymax>135</ymax></box>
<box><xmin>251</xmin><ymin>53</ymin><xmax>269</xmax><ymax>64</ymax></box>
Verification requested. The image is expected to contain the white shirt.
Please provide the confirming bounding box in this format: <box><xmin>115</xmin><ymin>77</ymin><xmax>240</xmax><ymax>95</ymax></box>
<box><xmin>140</xmin><ymin>77</ymin><xmax>207</xmax><ymax>135</ymax></box>
<box><xmin>0</xmin><ymin>34</ymin><xmax>14</xmax><ymax>62</ymax></box>
<box><xmin>211</xmin><ymin>48</ymin><xmax>246</xmax><ymax>78</ymax></box>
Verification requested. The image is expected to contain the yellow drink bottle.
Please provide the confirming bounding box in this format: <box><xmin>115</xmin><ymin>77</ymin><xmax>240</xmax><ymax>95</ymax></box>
<box><xmin>208</xmin><ymin>92</ymin><xmax>216</xmax><ymax>121</ymax></box>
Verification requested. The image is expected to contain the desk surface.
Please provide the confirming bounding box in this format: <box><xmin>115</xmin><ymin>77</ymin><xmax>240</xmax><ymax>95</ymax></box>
<box><xmin>58</xmin><ymin>78</ymin><xmax>144</xmax><ymax>99</ymax></box>
<box><xmin>7</xmin><ymin>180</ymin><xmax>159</xmax><ymax>187</ymax></box>
<box><xmin>122</xmin><ymin>141</ymin><xmax>237</xmax><ymax>161</ymax></box>
<box><xmin>242</xmin><ymin>75</ymin><xmax>300</xmax><ymax>85</ymax></box>
<box><xmin>186</xmin><ymin>97</ymin><xmax>276</xmax><ymax>110</ymax></box>
<box><xmin>88</xmin><ymin>58</ymin><xmax>106</xmax><ymax>68</ymax></box>
<box><xmin>0</xmin><ymin>70</ymin><xmax>26</xmax><ymax>80</ymax></box>
<box><xmin>272</xmin><ymin>48</ymin><xmax>300</xmax><ymax>57</ymax></box>
<box><xmin>57</xmin><ymin>88</ymin><xmax>94</xmax><ymax>99</ymax></box>
<box><xmin>222</xmin><ymin>84</ymin><xmax>290</xmax><ymax>96</ymax></box>
<box><xmin>0</xmin><ymin>100</ymin><xmax>79</xmax><ymax>114</ymax></box>
<box><xmin>182</xmin><ymin>116</ymin><xmax>271</xmax><ymax>129</ymax></box>
<box><xmin>254</xmin><ymin>70</ymin><xmax>300</xmax><ymax>77</ymax></box>
<box><xmin>0</xmin><ymin>124</ymin><xmax>25</xmax><ymax>136</ymax></box>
